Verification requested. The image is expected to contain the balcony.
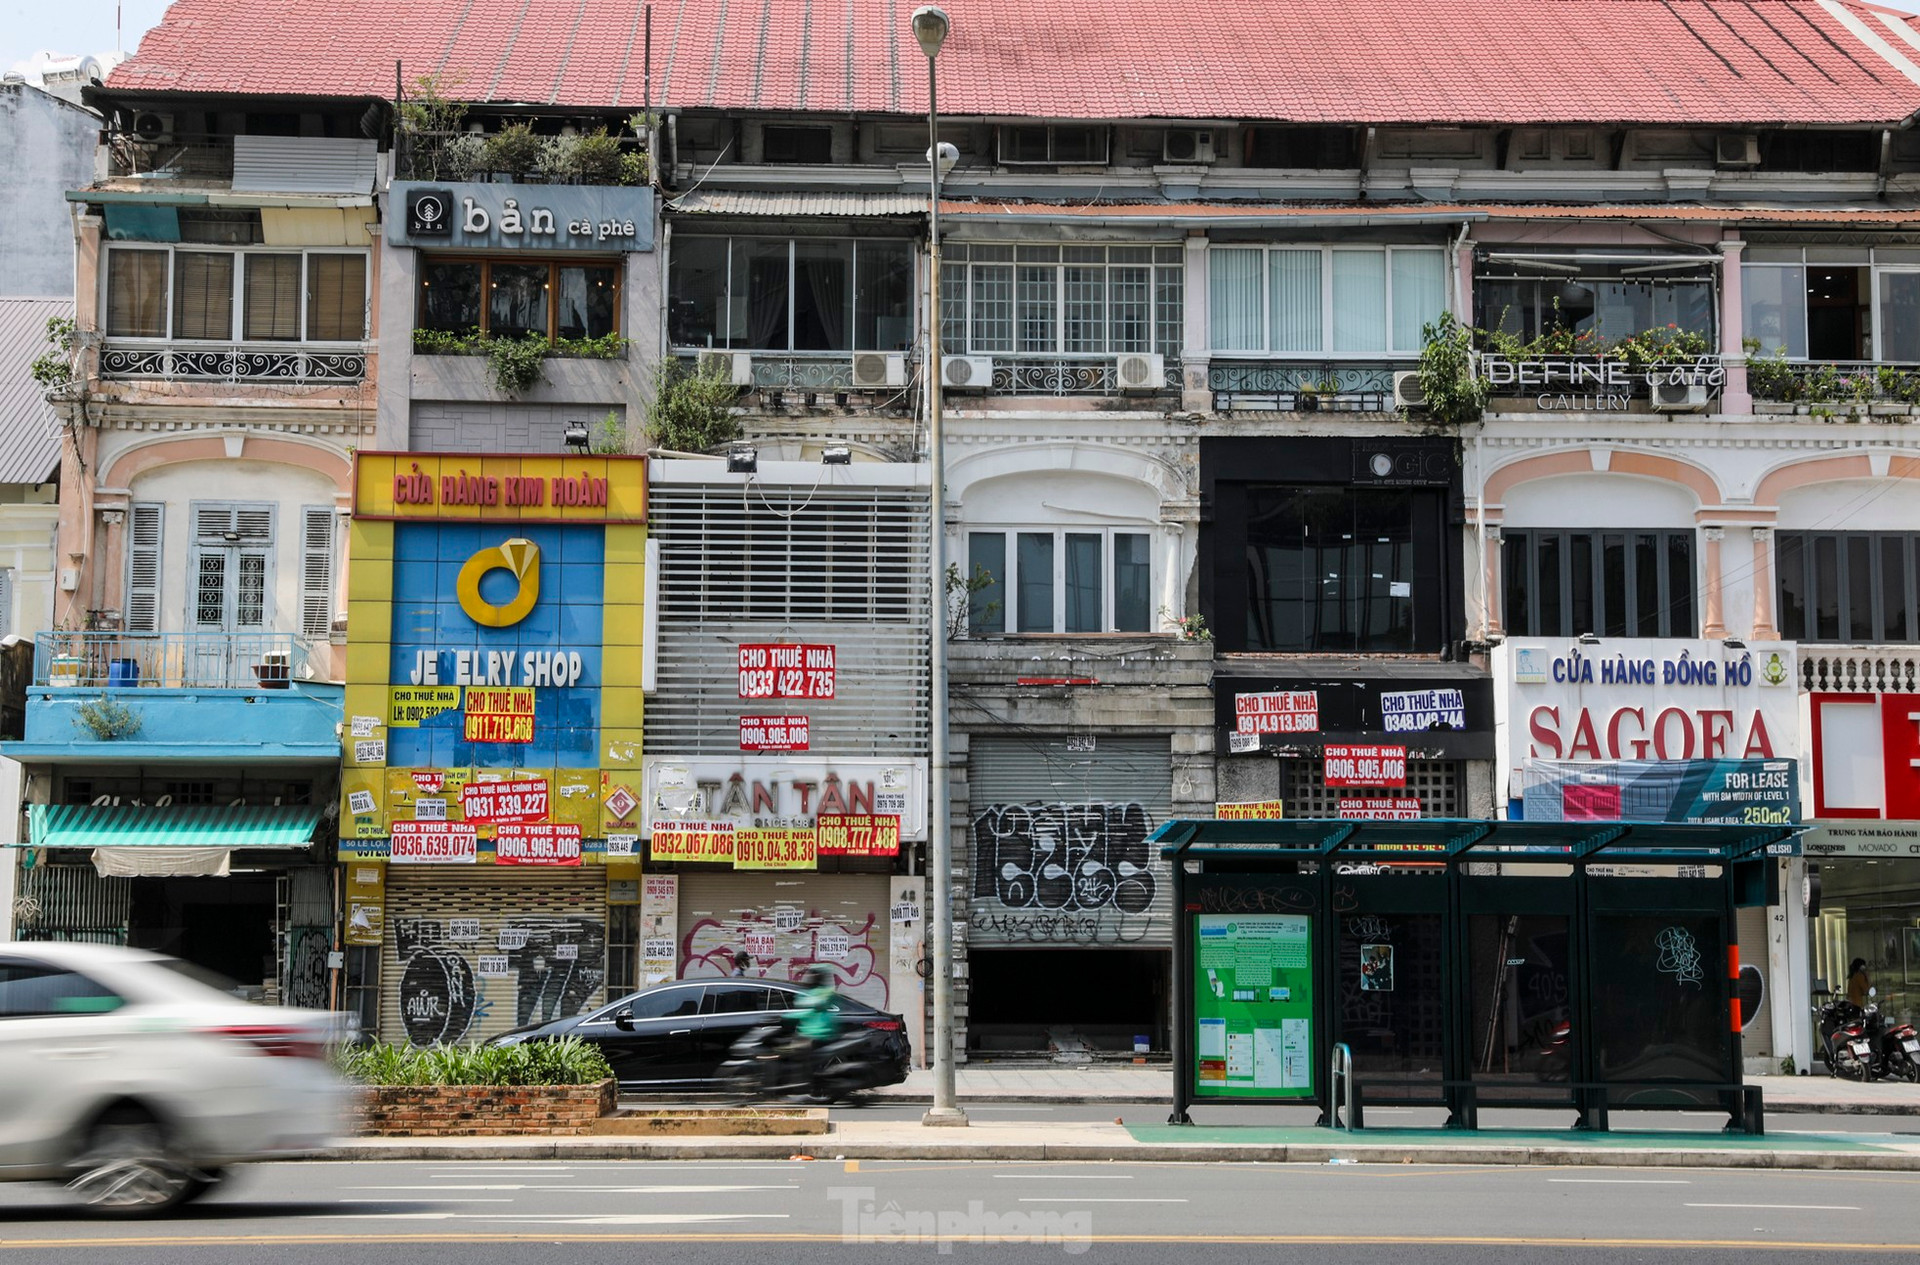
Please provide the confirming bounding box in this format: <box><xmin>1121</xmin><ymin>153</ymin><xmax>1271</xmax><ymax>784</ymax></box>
<box><xmin>100</xmin><ymin>341</ymin><xmax>368</xmax><ymax>385</ymax></box>
<box><xmin>1209</xmin><ymin>359</ymin><xmax>1406</xmax><ymax>411</ymax></box>
<box><xmin>1798</xmin><ymin>645</ymin><xmax>1920</xmax><ymax>693</ymax></box>
<box><xmin>13</xmin><ymin>634</ymin><xmax>341</xmax><ymax>765</ymax></box>
<box><xmin>1746</xmin><ymin>359</ymin><xmax>1920</xmax><ymax>417</ymax></box>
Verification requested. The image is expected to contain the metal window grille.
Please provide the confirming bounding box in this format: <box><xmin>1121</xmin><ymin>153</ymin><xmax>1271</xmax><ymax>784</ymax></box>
<box><xmin>15</xmin><ymin>865</ymin><xmax>131</xmax><ymax>944</ymax></box>
<box><xmin>1063</xmin><ymin>266</ymin><xmax>1106</xmax><ymax>353</ymax></box>
<box><xmin>1016</xmin><ymin>266</ymin><xmax>1056</xmax><ymax>353</ymax></box>
<box><xmin>1283</xmin><ymin>758</ymin><xmax>1463</xmax><ymax>818</ymax></box>
<box><xmin>647</xmin><ymin>482</ymin><xmax>931</xmax><ymax>755</ymax></box>
<box><xmin>1110</xmin><ymin>266</ymin><xmax>1152</xmax><ymax>354</ymax></box>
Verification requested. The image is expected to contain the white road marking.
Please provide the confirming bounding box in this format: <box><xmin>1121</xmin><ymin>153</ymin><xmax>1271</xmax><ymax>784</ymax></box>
<box><xmin>1686</xmin><ymin>1203</ymin><xmax>1861</xmax><ymax>1211</ymax></box>
<box><xmin>349</xmin><ymin>1184</ymin><xmax>797</xmax><ymax>1194</ymax></box>
<box><xmin>993</xmin><ymin>1174</ymin><xmax>1135</xmax><ymax>1180</ymax></box>
<box><xmin>1548</xmin><ymin>1178</ymin><xmax>1690</xmax><ymax>1185</ymax></box>
<box><xmin>329</xmin><ymin>1213</ymin><xmax>791</xmax><ymax>1225</ymax></box>
<box><xmin>1017</xmin><ymin>1197</ymin><xmax>1188</xmax><ymax>1204</ymax></box>
<box><xmin>345</xmin><ymin>1198</ymin><xmax>515</xmax><ymax>1204</ymax></box>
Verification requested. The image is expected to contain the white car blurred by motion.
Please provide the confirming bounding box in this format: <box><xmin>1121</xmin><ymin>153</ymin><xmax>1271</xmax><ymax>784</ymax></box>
<box><xmin>0</xmin><ymin>941</ymin><xmax>348</xmax><ymax>1214</ymax></box>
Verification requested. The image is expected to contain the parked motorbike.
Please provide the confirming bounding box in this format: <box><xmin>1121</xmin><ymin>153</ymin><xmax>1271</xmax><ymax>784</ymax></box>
<box><xmin>1818</xmin><ymin>997</ymin><xmax>1873</xmax><ymax>1081</ymax></box>
<box><xmin>1862</xmin><ymin>988</ymin><xmax>1920</xmax><ymax>1083</ymax></box>
<box><xmin>719</xmin><ymin>1020</ymin><xmax>882</xmax><ymax>1104</ymax></box>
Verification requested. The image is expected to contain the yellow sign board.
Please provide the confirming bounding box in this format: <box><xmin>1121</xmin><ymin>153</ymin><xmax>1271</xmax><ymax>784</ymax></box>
<box><xmin>651</xmin><ymin>822</ymin><xmax>736</xmax><ymax>863</ymax></box>
<box><xmin>463</xmin><ymin>686</ymin><xmax>536</xmax><ymax>743</ymax></box>
<box><xmin>1215</xmin><ymin>800</ymin><xmax>1286</xmax><ymax>820</ymax></box>
<box><xmin>733</xmin><ymin>828</ymin><xmax>818</xmax><ymax>870</ymax></box>
<box><xmin>353</xmin><ymin>452</ymin><xmax>647</xmax><ymax>524</ymax></box>
<box><xmin>389</xmin><ymin>686</ymin><xmax>462</xmax><ymax>728</ymax></box>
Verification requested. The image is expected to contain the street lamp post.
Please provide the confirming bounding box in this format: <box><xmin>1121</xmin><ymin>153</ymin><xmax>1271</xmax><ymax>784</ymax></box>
<box><xmin>912</xmin><ymin>3</ymin><xmax>967</xmax><ymax>1128</ymax></box>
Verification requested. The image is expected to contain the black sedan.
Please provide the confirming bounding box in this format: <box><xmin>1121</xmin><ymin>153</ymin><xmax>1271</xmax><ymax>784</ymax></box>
<box><xmin>486</xmin><ymin>978</ymin><xmax>913</xmax><ymax>1092</ymax></box>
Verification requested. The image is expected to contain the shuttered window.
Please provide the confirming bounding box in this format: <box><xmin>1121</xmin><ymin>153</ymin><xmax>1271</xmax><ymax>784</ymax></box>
<box><xmin>0</xmin><ymin>567</ymin><xmax>14</xmax><ymax>636</ymax></box>
<box><xmin>124</xmin><ymin>504</ymin><xmax>164</xmax><ymax>633</ymax></box>
<box><xmin>105</xmin><ymin>250</ymin><xmax>168</xmax><ymax>338</ymax></box>
<box><xmin>299</xmin><ymin>507</ymin><xmax>336</xmax><ymax>638</ymax></box>
<box><xmin>306</xmin><ymin>254</ymin><xmax>367</xmax><ymax>341</ymax></box>
<box><xmin>189</xmin><ymin>503</ymin><xmax>274</xmax><ymax>631</ymax></box>
<box><xmin>243</xmin><ymin>254</ymin><xmax>302</xmax><ymax>341</ymax></box>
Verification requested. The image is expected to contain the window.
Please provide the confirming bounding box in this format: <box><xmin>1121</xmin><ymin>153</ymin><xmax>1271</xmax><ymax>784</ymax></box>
<box><xmin>762</xmin><ymin>125</ymin><xmax>834</xmax><ymax>164</ymax></box>
<box><xmin>627</xmin><ymin>985</ymin><xmax>702</xmax><ymax>1020</ymax></box>
<box><xmin>1502</xmin><ymin>529</ymin><xmax>1696</xmax><ymax>639</ymax></box>
<box><xmin>1243</xmin><ymin>487</ymin><xmax>1416</xmax><ymax>652</ymax></box>
<box><xmin>999</xmin><ymin>125</ymin><xmax>1108</xmax><ymax>165</ymax></box>
<box><xmin>0</xmin><ymin>963</ymin><xmax>125</xmax><ymax>1018</ymax></box>
<box><xmin>417</xmin><ymin>258</ymin><xmax>620</xmax><ymax>342</ymax></box>
<box><xmin>700</xmin><ymin>984</ymin><xmax>775</xmax><ymax>1014</ymax></box>
<box><xmin>189</xmin><ymin>502</ymin><xmax>274</xmax><ymax>632</ymax></box>
<box><xmin>666</xmin><ymin>237</ymin><xmax>912</xmax><ymax>352</ymax></box>
<box><xmin>967</xmin><ymin>529</ymin><xmax>1151</xmax><ymax>635</ymax></box>
<box><xmin>124</xmin><ymin>503</ymin><xmax>164</xmax><ymax>634</ymax></box>
<box><xmin>1247</xmin><ymin>127</ymin><xmax>1360</xmax><ymax>169</ymax></box>
<box><xmin>300</xmin><ymin>507</ymin><xmax>336</xmax><ymax>638</ymax></box>
<box><xmin>103</xmin><ymin>246</ymin><xmax>367</xmax><ymax>342</ymax></box>
<box><xmin>1733</xmin><ymin>247</ymin><xmax>1920</xmax><ymax>361</ymax></box>
<box><xmin>1478</xmin><ymin>257</ymin><xmax>1714</xmax><ymax>347</ymax></box>
<box><xmin>943</xmin><ymin>244</ymin><xmax>1182</xmax><ymax>360</ymax></box>
<box><xmin>1778</xmin><ymin>532</ymin><xmax>1920</xmax><ymax>643</ymax></box>
<box><xmin>1209</xmin><ymin>246</ymin><xmax>1446</xmax><ymax>356</ymax></box>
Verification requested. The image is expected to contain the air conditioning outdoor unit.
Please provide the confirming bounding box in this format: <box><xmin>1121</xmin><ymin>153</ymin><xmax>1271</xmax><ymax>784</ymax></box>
<box><xmin>1163</xmin><ymin>128</ymin><xmax>1216</xmax><ymax>164</ymax></box>
<box><xmin>1393</xmin><ymin>370</ymin><xmax>1428</xmax><ymax>410</ymax></box>
<box><xmin>1651</xmin><ymin>381</ymin><xmax>1711</xmax><ymax>412</ymax></box>
<box><xmin>131</xmin><ymin>111</ymin><xmax>175</xmax><ymax>143</ymax></box>
<box><xmin>942</xmin><ymin>355</ymin><xmax>994</xmax><ymax>390</ymax></box>
<box><xmin>850</xmin><ymin>351</ymin><xmax>907</xmax><ymax>389</ymax></box>
<box><xmin>728</xmin><ymin>353</ymin><xmax>755</xmax><ymax>386</ymax></box>
<box><xmin>1716</xmin><ymin>133</ymin><xmax>1761</xmax><ymax>167</ymax></box>
<box><xmin>1115</xmin><ymin>352</ymin><xmax>1165</xmax><ymax>392</ymax></box>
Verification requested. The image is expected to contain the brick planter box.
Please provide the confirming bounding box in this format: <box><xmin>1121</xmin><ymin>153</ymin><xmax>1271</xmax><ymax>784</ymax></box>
<box><xmin>355</xmin><ymin>1079</ymin><xmax>617</xmax><ymax>1136</ymax></box>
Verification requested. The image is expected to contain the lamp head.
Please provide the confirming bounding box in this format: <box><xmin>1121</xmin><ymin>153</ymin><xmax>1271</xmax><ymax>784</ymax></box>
<box><xmin>927</xmin><ymin>141</ymin><xmax>959</xmax><ymax>175</ymax></box>
<box><xmin>911</xmin><ymin>5</ymin><xmax>950</xmax><ymax>58</ymax></box>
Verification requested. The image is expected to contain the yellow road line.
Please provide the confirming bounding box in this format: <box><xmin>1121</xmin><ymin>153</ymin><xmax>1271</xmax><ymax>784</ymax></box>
<box><xmin>2</xmin><ymin>1233</ymin><xmax>1916</xmax><ymax>1251</ymax></box>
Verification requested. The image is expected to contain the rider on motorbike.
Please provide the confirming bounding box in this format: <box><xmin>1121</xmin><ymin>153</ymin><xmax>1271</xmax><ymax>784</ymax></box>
<box><xmin>788</xmin><ymin>965</ymin><xmax>843</xmax><ymax>1091</ymax></box>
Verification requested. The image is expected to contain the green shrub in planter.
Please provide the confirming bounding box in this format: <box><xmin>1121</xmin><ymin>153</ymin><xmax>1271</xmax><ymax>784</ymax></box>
<box><xmin>573</xmin><ymin>129</ymin><xmax>626</xmax><ymax>185</ymax></box>
<box><xmin>336</xmin><ymin>1036</ymin><xmax>612</xmax><ymax>1086</ymax></box>
<box><xmin>484</xmin><ymin>122</ymin><xmax>543</xmax><ymax>178</ymax></box>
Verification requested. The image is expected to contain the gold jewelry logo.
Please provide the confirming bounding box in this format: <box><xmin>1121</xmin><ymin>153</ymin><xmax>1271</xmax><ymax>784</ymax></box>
<box><xmin>456</xmin><ymin>538</ymin><xmax>541</xmax><ymax>627</ymax></box>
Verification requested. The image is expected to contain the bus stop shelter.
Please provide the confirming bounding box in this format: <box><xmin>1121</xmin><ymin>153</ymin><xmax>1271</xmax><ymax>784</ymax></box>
<box><xmin>1156</xmin><ymin>819</ymin><xmax>1798</xmax><ymax>1133</ymax></box>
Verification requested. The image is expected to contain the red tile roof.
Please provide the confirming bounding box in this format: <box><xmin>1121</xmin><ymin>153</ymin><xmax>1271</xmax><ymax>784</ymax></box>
<box><xmin>944</xmin><ymin>200</ymin><xmax>1920</xmax><ymax>225</ymax></box>
<box><xmin>110</xmin><ymin>0</ymin><xmax>1920</xmax><ymax>126</ymax></box>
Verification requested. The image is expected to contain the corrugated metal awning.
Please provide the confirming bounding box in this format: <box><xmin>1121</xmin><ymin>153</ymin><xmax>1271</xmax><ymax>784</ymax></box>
<box><xmin>0</xmin><ymin>297</ymin><xmax>67</xmax><ymax>485</ymax></box>
<box><xmin>670</xmin><ymin>190</ymin><xmax>927</xmax><ymax>218</ymax></box>
<box><xmin>23</xmin><ymin>804</ymin><xmax>323</xmax><ymax>850</ymax></box>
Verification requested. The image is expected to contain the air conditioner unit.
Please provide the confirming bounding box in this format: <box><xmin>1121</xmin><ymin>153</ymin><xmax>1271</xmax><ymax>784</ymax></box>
<box><xmin>850</xmin><ymin>351</ymin><xmax>907</xmax><ymax>389</ymax></box>
<box><xmin>1163</xmin><ymin>128</ymin><xmax>1216</xmax><ymax>164</ymax></box>
<box><xmin>1651</xmin><ymin>381</ymin><xmax>1711</xmax><ymax>412</ymax></box>
<box><xmin>1115</xmin><ymin>352</ymin><xmax>1165</xmax><ymax>392</ymax></box>
<box><xmin>942</xmin><ymin>355</ymin><xmax>994</xmax><ymax>390</ymax></box>
<box><xmin>694</xmin><ymin>350</ymin><xmax>730</xmax><ymax>378</ymax></box>
<box><xmin>729</xmin><ymin>352</ymin><xmax>755</xmax><ymax>386</ymax></box>
<box><xmin>1715</xmin><ymin>133</ymin><xmax>1761</xmax><ymax>167</ymax></box>
<box><xmin>131</xmin><ymin>111</ymin><xmax>175</xmax><ymax>144</ymax></box>
<box><xmin>1393</xmin><ymin>370</ymin><xmax>1428</xmax><ymax>410</ymax></box>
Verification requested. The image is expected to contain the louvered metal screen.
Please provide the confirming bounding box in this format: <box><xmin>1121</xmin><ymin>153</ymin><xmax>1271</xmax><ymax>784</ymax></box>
<box><xmin>647</xmin><ymin>482</ymin><xmax>932</xmax><ymax>755</ymax></box>
<box><xmin>15</xmin><ymin>864</ymin><xmax>131</xmax><ymax>944</ymax></box>
<box><xmin>1283</xmin><ymin>758</ymin><xmax>1463</xmax><ymax>818</ymax></box>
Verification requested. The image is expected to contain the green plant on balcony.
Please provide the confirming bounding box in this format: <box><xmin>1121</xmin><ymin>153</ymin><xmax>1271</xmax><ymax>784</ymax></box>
<box><xmin>573</xmin><ymin>129</ymin><xmax>627</xmax><ymax>185</ymax></box>
<box><xmin>485</xmin><ymin>334</ymin><xmax>549</xmax><ymax>395</ymax></box>
<box><xmin>73</xmin><ymin>697</ymin><xmax>141</xmax><ymax>741</ymax></box>
<box><xmin>644</xmin><ymin>357</ymin><xmax>742</xmax><ymax>454</ymax></box>
<box><xmin>484</xmin><ymin>122</ymin><xmax>543</xmax><ymax>180</ymax></box>
<box><xmin>1742</xmin><ymin>341</ymin><xmax>1799</xmax><ymax>402</ymax></box>
<box><xmin>397</xmin><ymin>71</ymin><xmax>470</xmax><ymax>181</ymax></box>
<box><xmin>1416</xmin><ymin>311</ymin><xmax>1488</xmax><ymax>429</ymax></box>
<box><xmin>413</xmin><ymin>327</ymin><xmax>480</xmax><ymax>356</ymax></box>
<box><xmin>442</xmin><ymin>132</ymin><xmax>489</xmax><ymax>181</ymax></box>
<box><xmin>551</xmin><ymin>332</ymin><xmax>629</xmax><ymax>360</ymax></box>
<box><xmin>1876</xmin><ymin>364</ymin><xmax>1920</xmax><ymax>412</ymax></box>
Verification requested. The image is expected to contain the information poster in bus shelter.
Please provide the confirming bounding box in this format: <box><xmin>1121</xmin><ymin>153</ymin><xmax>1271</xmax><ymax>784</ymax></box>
<box><xmin>1193</xmin><ymin>914</ymin><xmax>1314</xmax><ymax>1099</ymax></box>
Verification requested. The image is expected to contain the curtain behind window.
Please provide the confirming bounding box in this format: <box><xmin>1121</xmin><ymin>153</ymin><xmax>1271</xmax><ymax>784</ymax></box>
<box><xmin>557</xmin><ymin>265</ymin><xmax>617</xmax><ymax>340</ymax></box>
<box><xmin>1209</xmin><ymin>248</ymin><xmax>1263</xmax><ymax>351</ymax></box>
<box><xmin>1269</xmin><ymin>249</ymin><xmax>1322</xmax><ymax>353</ymax></box>
<box><xmin>306</xmin><ymin>254</ymin><xmax>367</xmax><ymax>341</ymax></box>
<box><xmin>1391</xmin><ymin>250</ymin><xmax>1447</xmax><ymax>352</ymax></box>
<box><xmin>172</xmin><ymin>252</ymin><xmax>233</xmax><ymax>340</ymax></box>
<box><xmin>793</xmin><ymin>240</ymin><xmax>851</xmax><ymax>351</ymax></box>
<box><xmin>243</xmin><ymin>253</ymin><xmax>302</xmax><ymax>341</ymax></box>
<box><xmin>1332</xmin><ymin>252</ymin><xmax>1387</xmax><ymax>352</ymax></box>
<box><xmin>106</xmin><ymin>250</ymin><xmax>168</xmax><ymax>338</ymax></box>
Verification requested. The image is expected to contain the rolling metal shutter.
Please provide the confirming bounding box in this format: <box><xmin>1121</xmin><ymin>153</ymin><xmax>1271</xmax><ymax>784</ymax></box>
<box><xmin>677</xmin><ymin>872</ymin><xmax>896</xmax><ymax>1013</ymax></box>
<box><xmin>965</xmin><ymin>735</ymin><xmax>1174</xmax><ymax>949</ymax></box>
<box><xmin>379</xmin><ymin>869</ymin><xmax>606</xmax><ymax>1047</ymax></box>
<box><xmin>231</xmin><ymin>136</ymin><xmax>377</xmax><ymax>195</ymax></box>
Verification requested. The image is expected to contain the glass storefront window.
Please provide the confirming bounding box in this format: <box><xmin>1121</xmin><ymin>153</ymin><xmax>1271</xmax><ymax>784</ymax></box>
<box><xmin>1810</xmin><ymin>860</ymin><xmax>1920</xmax><ymax>1031</ymax></box>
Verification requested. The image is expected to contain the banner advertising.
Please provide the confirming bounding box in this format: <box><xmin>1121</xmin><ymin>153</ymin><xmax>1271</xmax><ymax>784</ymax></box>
<box><xmin>1215</xmin><ymin>800</ymin><xmax>1285</xmax><ymax>820</ymax></box>
<box><xmin>390</xmin><ymin>822</ymin><xmax>479</xmax><ymax>864</ymax></box>
<box><xmin>816</xmin><ymin>814</ymin><xmax>902</xmax><ymax>857</ymax></box>
<box><xmin>1339</xmin><ymin>798</ymin><xmax>1422</xmax><ymax>821</ymax></box>
<box><xmin>734</xmin><ymin>828</ymin><xmax>819</xmax><ymax>870</ymax></box>
<box><xmin>494</xmin><ymin>823</ymin><xmax>583</xmax><ymax>865</ymax></box>
<box><xmin>1322</xmin><ymin>744</ymin><xmax>1407</xmax><ymax>787</ymax></box>
<box><xmin>463</xmin><ymin>687</ymin><xmax>537</xmax><ymax>743</ymax></box>
<box><xmin>641</xmin><ymin>757</ymin><xmax>928</xmax><ymax>841</ymax></box>
<box><xmin>1380</xmin><ymin>688</ymin><xmax>1465</xmax><ymax>733</ymax></box>
<box><xmin>460</xmin><ymin>778</ymin><xmax>551</xmax><ymax>825</ymax></box>
<box><xmin>1234</xmin><ymin>691</ymin><xmax>1319</xmax><ymax>735</ymax></box>
<box><xmin>739</xmin><ymin>715</ymin><xmax>811</xmax><ymax>752</ymax></box>
<box><xmin>1520</xmin><ymin>759</ymin><xmax>1797</xmax><ymax>825</ymax></box>
<box><xmin>650</xmin><ymin>822</ymin><xmax>737</xmax><ymax>863</ymax></box>
<box><xmin>1193</xmin><ymin>914</ymin><xmax>1314</xmax><ymax>1100</ymax></box>
<box><xmin>738</xmin><ymin>643</ymin><xmax>836</xmax><ymax>700</ymax></box>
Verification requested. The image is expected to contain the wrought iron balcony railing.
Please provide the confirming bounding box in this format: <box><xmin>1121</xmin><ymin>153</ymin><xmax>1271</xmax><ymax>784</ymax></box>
<box><xmin>1209</xmin><ymin>359</ymin><xmax>1406</xmax><ymax>411</ymax></box>
<box><xmin>35</xmin><ymin>632</ymin><xmax>314</xmax><ymax>691</ymax></box>
<box><xmin>100</xmin><ymin>342</ymin><xmax>368</xmax><ymax>385</ymax></box>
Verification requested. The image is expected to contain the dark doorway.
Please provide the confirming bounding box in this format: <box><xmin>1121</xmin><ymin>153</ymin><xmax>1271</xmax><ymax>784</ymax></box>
<box><xmin>126</xmin><ymin>875</ymin><xmax>276</xmax><ymax>988</ymax></box>
<box><xmin>966</xmin><ymin>948</ymin><xmax>1169</xmax><ymax>1056</ymax></box>
<box><xmin>1806</xmin><ymin>266</ymin><xmax>1868</xmax><ymax>360</ymax></box>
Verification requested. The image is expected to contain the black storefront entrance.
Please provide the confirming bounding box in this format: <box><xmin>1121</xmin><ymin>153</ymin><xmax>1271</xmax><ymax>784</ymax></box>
<box><xmin>1161</xmin><ymin>819</ymin><xmax>1791</xmax><ymax>1131</ymax></box>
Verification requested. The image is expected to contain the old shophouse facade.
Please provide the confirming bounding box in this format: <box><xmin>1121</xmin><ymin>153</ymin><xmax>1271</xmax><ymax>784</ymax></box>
<box><xmin>14</xmin><ymin>0</ymin><xmax>1920</xmax><ymax>1065</ymax></box>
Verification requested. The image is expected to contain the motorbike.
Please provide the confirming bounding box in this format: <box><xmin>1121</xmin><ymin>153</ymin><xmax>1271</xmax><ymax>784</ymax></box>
<box><xmin>719</xmin><ymin>1018</ymin><xmax>883</xmax><ymax>1104</ymax></box>
<box><xmin>1818</xmin><ymin>997</ymin><xmax>1874</xmax><ymax>1081</ymax></box>
<box><xmin>1862</xmin><ymin>988</ymin><xmax>1920</xmax><ymax>1083</ymax></box>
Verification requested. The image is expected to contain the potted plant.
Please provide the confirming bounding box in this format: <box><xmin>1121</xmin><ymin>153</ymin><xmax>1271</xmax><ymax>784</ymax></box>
<box><xmin>572</xmin><ymin>129</ymin><xmax>625</xmax><ymax>185</ymax></box>
<box><xmin>483</xmin><ymin>122</ymin><xmax>542</xmax><ymax>182</ymax></box>
<box><xmin>537</xmin><ymin>132</ymin><xmax>582</xmax><ymax>184</ymax></box>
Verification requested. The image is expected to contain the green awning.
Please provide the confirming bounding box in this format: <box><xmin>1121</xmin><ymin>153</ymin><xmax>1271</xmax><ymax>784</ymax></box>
<box><xmin>24</xmin><ymin>804</ymin><xmax>322</xmax><ymax>850</ymax></box>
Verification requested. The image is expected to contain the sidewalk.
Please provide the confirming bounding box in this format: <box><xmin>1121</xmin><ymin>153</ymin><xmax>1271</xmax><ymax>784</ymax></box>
<box><xmin>868</xmin><ymin>1062</ymin><xmax>1920</xmax><ymax>1114</ymax></box>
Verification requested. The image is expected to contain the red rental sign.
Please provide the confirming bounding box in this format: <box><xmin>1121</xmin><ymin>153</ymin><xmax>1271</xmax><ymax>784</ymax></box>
<box><xmin>494</xmin><ymin>823</ymin><xmax>582</xmax><ymax>865</ymax></box>
<box><xmin>739</xmin><ymin>715</ymin><xmax>811</xmax><ymax>751</ymax></box>
<box><xmin>738</xmin><ymin>643</ymin><xmax>835</xmax><ymax>700</ymax></box>
<box><xmin>1323</xmin><ymin>744</ymin><xmax>1408</xmax><ymax>787</ymax></box>
<box><xmin>459</xmin><ymin>778</ymin><xmax>550</xmax><ymax>824</ymax></box>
